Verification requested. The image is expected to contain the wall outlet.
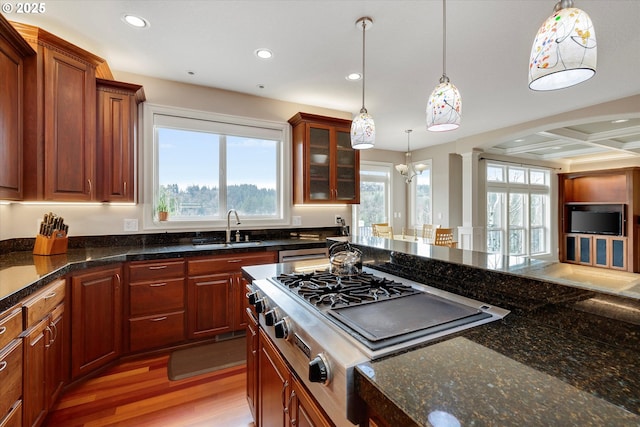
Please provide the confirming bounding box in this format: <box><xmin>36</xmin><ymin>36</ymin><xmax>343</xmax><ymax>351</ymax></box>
<box><xmin>335</xmin><ymin>215</ymin><xmax>342</xmax><ymax>225</ymax></box>
<box><xmin>292</xmin><ymin>216</ymin><xmax>302</xmax><ymax>226</ymax></box>
<box><xmin>123</xmin><ymin>218</ymin><xmax>138</xmax><ymax>232</ymax></box>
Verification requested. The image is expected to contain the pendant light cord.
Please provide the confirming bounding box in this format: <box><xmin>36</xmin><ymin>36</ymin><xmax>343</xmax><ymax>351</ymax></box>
<box><xmin>361</xmin><ymin>19</ymin><xmax>367</xmax><ymax>112</ymax></box>
<box><xmin>442</xmin><ymin>0</ymin><xmax>447</xmax><ymax>79</ymax></box>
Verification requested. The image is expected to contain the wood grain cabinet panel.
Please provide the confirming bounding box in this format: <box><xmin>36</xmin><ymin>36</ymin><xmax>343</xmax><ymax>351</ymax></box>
<box><xmin>0</xmin><ymin>339</ymin><xmax>22</xmax><ymax>426</ymax></box>
<box><xmin>0</xmin><ymin>16</ymin><xmax>34</xmax><ymax>200</ymax></box>
<box><xmin>22</xmin><ymin>278</ymin><xmax>68</xmax><ymax>426</ymax></box>
<box><xmin>0</xmin><ymin>400</ymin><xmax>21</xmax><ymax>427</ymax></box>
<box><xmin>71</xmin><ymin>265</ymin><xmax>122</xmax><ymax>379</ymax></box>
<box><xmin>187</xmin><ymin>252</ymin><xmax>276</xmax><ymax>339</ymax></box>
<box><xmin>96</xmin><ymin>79</ymin><xmax>145</xmax><ymax>202</ymax></box>
<box><xmin>126</xmin><ymin>259</ymin><xmax>186</xmax><ymax>353</ymax></box>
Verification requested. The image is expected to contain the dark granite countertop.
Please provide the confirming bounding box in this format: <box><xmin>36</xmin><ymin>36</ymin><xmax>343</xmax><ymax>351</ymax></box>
<box><xmin>0</xmin><ymin>238</ymin><xmax>327</xmax><ymax>312</ymax></box>
<box><xmin>244</xmin><ymin>240</ymin><xmax>640</xmax><ymax>426</ymax></box>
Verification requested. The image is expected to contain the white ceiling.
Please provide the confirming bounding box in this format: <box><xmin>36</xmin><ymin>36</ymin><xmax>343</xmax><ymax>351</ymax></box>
<box><xmin>7</xmin><ymin>0</ymin><xmax>640</xmax><ymax>162</ymax></box>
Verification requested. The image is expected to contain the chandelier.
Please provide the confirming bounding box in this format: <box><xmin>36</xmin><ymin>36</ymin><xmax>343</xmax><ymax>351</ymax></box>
<box><xmin>395</xmin><ymin>130</ymin><xmax>427</xmax><ymax>183</ymax></box>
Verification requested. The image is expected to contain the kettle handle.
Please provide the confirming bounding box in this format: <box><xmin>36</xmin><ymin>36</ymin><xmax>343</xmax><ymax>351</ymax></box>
<box><xmin>329</xmin><ymin>241</ymin><xmax>350</xmax><ymax>256</ymax></box>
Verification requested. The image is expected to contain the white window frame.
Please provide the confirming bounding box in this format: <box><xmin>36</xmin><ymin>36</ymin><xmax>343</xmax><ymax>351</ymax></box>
<box><xmin>142</xmin><ymin>103</ymin><xmax>291</xmax><ymax>230</ymax></box>
<box><xmin>485</xmin><ymin>161</ymin><xmax>551</xmax><ymax>257</ymax></box>
<box><xmin>409</xmin><ymin>159</ymin><xmax>433</xmax><ymax>228</ymax></box>
<box><xmin>352</xmin><ymin>161</ymin><xmax>393</xmax><ymax>237</ymax></box>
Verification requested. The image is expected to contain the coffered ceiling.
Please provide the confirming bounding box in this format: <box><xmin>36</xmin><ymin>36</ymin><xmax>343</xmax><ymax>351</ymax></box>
<box><xmin>7</xmin><ymin>1</ymin><xmax>640</xmax><ymax>164</ymax></box>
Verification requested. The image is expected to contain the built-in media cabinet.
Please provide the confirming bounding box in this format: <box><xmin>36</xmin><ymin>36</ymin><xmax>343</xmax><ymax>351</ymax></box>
<box><xmin>559</xmin><ymin>167</ymin><xmax>640</xmax><ymax>273</ymax></box>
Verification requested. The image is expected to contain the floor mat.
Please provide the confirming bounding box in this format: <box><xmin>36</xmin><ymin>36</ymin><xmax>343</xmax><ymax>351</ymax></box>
<box><xmin>168</xmin><ymin>336</ymin><xmax>246</xmax><ymax>381</ymax></box>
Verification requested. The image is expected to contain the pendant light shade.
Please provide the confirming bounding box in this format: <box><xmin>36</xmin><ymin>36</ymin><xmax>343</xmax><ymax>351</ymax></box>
<box><xmin>351</xmin><ymin>17</ymin><xmax>375</xmax><ymax>150</ymax></box>
<box><xmin>426</xmin><ymin>76</ymin><xmax>462</xmax><ymax>132</ymax></box>
<box><xmin>427</xmin><ymin>0</ymin><xmax>461</xmax><ymax>132</ymax></box>
<box><xmin>529</xmin><ymin>0</ymin><xmax>597</xmax><ymax>91</ymax></box>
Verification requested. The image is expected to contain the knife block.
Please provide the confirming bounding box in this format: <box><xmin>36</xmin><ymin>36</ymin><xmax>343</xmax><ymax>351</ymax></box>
<box><xmin>33</xmin><ymin>231</ymin><xmax>68</xmax><ymax>256</ymax></box>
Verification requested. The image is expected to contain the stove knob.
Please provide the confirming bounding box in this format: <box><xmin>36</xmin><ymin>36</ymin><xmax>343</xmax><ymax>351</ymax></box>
<box><xmin>264</xmin><ymin>309</ymin><xmax>279</xmax><ymax>326</ymax></box>
<box><xmin>247</xmin><ymin>291</ymin><xmax>260</xmax><ymax>305</ymax></box>
<box><xmin>309</xmin><ymin>353</ymin><xmax>331</xmax><ymax>385</ymax></box>
<box><xmin>255</xmin><ymin>298</ymin><xmax>268</xmax><ymax>314</ymax></box>
<box><xmin>274</xmin><ymin>317</ymin><xmax>291</xmax><ymax>339</ymax></box>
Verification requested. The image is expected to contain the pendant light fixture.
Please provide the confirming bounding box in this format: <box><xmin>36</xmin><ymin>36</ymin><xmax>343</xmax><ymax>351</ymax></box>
<box><xmin>395</xmin><ymin>130</ymin><xmax>427</xmax><ymax>183</ymax></box>
<box><xmin>351</xmin><ymin>17</ymin><xmax>375</xmax><ymax>150</ymax></box>
<box><xmin>426</xmin><ymin>0</ymin><xmax>462</xmax><ymax>132</ymax></box>
<box><xmin>529</xmin><ymin>0</ymin><xmax>597</xmax><ymax>91</ymax></box>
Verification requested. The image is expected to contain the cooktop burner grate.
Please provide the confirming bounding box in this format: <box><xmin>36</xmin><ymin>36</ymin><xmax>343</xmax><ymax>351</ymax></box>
<box><xmin>274</xmin><ymin>270</ymin><xmax>419</xmax><ymax>308</ymax></box>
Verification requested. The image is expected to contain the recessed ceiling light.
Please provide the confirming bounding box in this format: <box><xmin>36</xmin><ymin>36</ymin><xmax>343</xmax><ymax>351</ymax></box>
<box><xmin>611</xmin><ymin>119</ymin><xmax>629</xmax><ymax>124</ymax></box>
<box><xmin>346</xmin><ymin>73</ymin><xmax>362</xmax><ymax>81</ymax></box>
<box><xmin>122</xmin><ymin>14</ymin><xmax>149</xmax><ymax>28</ymax></box>
<box><xmin>255</xmin><ymin>49</ymin><xmax>273</xmax><ymax>59</ymax></box>
<box><xmin>551</xmin><ymin>146</ymin><xmax>561</xmax><ymax>150</ymax></box>
<box><xmin>514</xmin><ymin>138</ymin><xmax>525</xmax><ymax>143</ymax></box>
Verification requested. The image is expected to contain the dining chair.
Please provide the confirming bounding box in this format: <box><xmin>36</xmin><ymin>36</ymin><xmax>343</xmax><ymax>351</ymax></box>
<box><xmin>374</xmin><ymin>225</ymin><xmax>394</xmax><ymax>239</ymax></box>
<box><xmin>371</xmin><ymin>223</ymin><xmax>389</xmax><ymax>237</ymax></box>
<box><xmin>433</xmin><ymin>228</ymin><xmax>454</xmax><ymax>247</ymax></box>
<box><xmin>422</xmin><ymin>224</ymin><xmax>440</xmax><ymax>240</ymax></box>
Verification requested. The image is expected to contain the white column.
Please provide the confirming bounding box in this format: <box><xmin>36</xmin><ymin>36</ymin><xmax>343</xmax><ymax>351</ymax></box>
<box><xmin>458</xmin><ymin>150</ymin><xmax>485</xmax><ymax>251</ymax></box>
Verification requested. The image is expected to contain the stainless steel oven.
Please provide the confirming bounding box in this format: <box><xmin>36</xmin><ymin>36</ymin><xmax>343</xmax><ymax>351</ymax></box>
<box><xmin>247</xmin><ymin>267</ymin><xmax>509</xmax><ymax>426</ymax></box>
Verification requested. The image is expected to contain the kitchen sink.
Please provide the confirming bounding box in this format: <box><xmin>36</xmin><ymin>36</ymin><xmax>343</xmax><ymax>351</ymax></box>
<box><xmin>192</xmin><ymin>240</ymin><xmax>263</xmax><ymax>249</ymax></box>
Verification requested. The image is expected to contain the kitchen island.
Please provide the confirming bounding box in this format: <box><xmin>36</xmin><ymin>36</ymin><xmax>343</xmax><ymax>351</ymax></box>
<box><xmin>242</xmin><ymin>237</ymin><xmax>640</xmax><ymax>426</ymax></box>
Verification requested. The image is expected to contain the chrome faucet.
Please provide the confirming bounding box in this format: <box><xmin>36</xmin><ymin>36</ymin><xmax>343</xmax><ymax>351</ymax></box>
<box><xmin>226</xmin><ymin>209</ymin><xmax>241</xmax><ymax>243</ymax></box>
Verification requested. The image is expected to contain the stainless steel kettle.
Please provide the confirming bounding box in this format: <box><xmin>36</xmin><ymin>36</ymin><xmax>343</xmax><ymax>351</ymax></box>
<box><xmin>328</xmin><ymin>242</ymin><xmax>362</xmax><ymax>276</ymax></box>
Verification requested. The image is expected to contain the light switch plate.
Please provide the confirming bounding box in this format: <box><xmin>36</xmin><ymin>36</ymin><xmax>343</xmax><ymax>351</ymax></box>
<box><xmin>292</xmin><ymin>216</ymin><xmax>302</xmax><ymax>226</ymax></box>
<box><xmin>123</xmin><ymin>218</ymin><xmax>138</xmax><ymax>232</ymax></box>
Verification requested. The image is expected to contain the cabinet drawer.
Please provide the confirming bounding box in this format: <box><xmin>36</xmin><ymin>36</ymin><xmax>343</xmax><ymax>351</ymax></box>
<box><xmin>0</xmin><ymin>400</ymin><xmax>21</xmax><ymax>427</ymax></box>
<box><xmin>129</xmin><ymin>259</ymin><xmax>185</xmax><ymax>282</ymax></box>
<box><xmin>0</xmin><ymin>340</ymin><xmax>22</xmax><ymax>422</ymax></box>
<box><xmin>129</xmin><ymin>311</ymin><xmax>185</xmax><ymax>353</ymax></box>
<box><xmin>22</xmin><ymin>279</ymin><xmax>65</xmax><ymax>328</ymax></box>
<box><xmin>0</xmin><ymin>307</ymin><xmax>22</xmax><ymax>350</ymax></box>
<box><xmin>129</xmin><ymin>278</ymin><xmax>185</xmax><ymax>317</ymax></box>
<box><xmin>188</xmin><ymin>252</ymin><xmax>276</xmax><ymax>276</ymax></box>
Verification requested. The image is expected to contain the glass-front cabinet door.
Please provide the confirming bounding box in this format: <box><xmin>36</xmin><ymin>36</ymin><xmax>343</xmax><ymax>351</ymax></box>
<box><xmin>289</xmin><ymin>113</ymin><xmax>360</xmax><ymax>205</ymax></box>
<box><xmin>308</xmin><ymin>126</ymin><xmax>331</xmax><ymax>201</ymax></box>
<box><xmin>334</xmin><ymin>127</ymin><xmax>358</xmax><ymax>202</ymax></box>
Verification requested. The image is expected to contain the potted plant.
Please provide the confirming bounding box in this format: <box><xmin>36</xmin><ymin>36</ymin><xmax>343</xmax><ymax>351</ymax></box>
<box><xmin>157</xmin><ymin>190</ymin><xmax>169</xmax><ymax>221</ymax></box>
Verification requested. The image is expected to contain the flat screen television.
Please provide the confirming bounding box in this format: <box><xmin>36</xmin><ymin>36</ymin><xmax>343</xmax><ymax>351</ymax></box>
<box><xmin>569</xmin><ymin>209</ymin><xmax>624</xmax><ymax>236</ymax></box>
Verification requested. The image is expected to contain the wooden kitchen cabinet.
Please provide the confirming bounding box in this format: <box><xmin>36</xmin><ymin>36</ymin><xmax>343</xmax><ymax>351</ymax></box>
<box><xmin>257</xmin><ymin>329</ymin><xmax>333</xmax><ymax>427</ymax></box>
<box><xmin>245</xmin><ymin>306</ymin><xmax>259</xmax><ymax>422</ymax></box>
<box><xmin>565</xmin><ymin>233</ymin><xmax>627</xmax><ymax>270</ymax></box>
<box><xmin>289</xmin><ymin>112</ymin><xmax>360</xmax><ymax>205</ymax></box>
<box><xmin>70</xmin><ymin>265</ymin><xmax>122</xmax><ymax>379</ymax></box>
<box><xmin>290</xmin><ymin>376</ymin><xmax>334</xmax><ymax>427</ymax></box>
<box><xmin>559</xmin><ymin>168</ymin><xmax>640</xmax><ymax>272</ymax></box>
<box><xmin>14</xmin><ymin>22</ymin><xmax>102</xmax><ymax>201</ymax></box>
<box><xmin>97</xmin><ymin>78</ymin><xmax>145</xmax><ymax>202</ymax></box>
<box><xmin>187</xmin><ymin>251</ymin><xmax>276</xmax><ymax>339</ymax></box>
<box><xmin>22</xmin><ymin>279</ymin><xmax>66</xmax><ymax>427</ymax></box>
<box><xmin>0</xmin><ymin>16</ymin><xmax>34</xmax><ymax>200</ymax></box>
<box><xmin>258</xmin><ymin>328</ymin><xmax>290</xmax><ymax>427</ymax></box>
<box><xmin>126</xmin><ymin>258</ymin><xmax>186</xmax><ymax>353</ymax></box>
<box><xmin>0</xmin><ymin>306</ymin><xmax>23</xmax><ymax>427</ymax></box>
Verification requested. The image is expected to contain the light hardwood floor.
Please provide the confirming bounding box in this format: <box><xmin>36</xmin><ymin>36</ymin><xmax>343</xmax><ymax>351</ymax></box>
<box><xmin>44</xmin><ymin>354</ymin><xmax>255</xmax><ymax>427</ymax></box>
